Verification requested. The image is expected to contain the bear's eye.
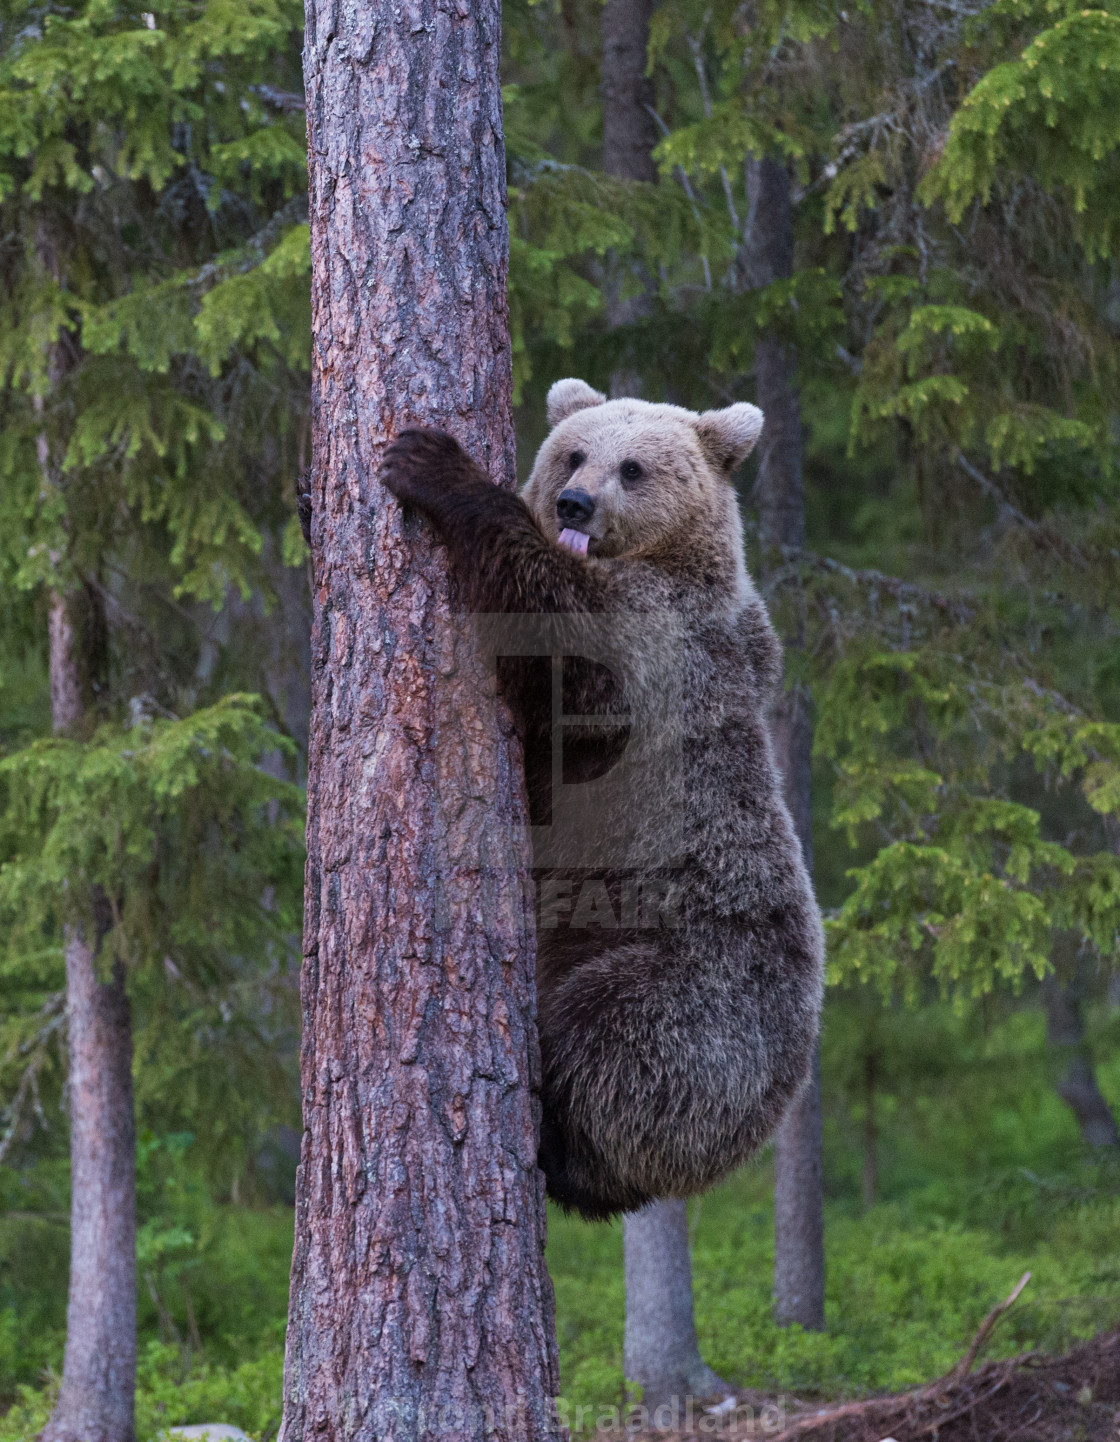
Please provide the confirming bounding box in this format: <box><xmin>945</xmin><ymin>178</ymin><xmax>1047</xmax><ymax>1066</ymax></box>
<box><xmin>568</xmin><ymin>451</ymin><xmax>585</xmax><ymax>471</ymax></box>
<box><xmin>620</xmin><ymin>459</ymin><xmax>643</xmax><ymax>484</ymax></box>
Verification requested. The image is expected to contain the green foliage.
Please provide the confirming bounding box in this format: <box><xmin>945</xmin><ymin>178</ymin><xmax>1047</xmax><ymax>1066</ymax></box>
<box><xmin>0</xmin><ymin>696</ymin><xmax>304</xmax><ymax>1196</ymax></box>
<box><xmin>657</xmin><ymin>103</ymin><xmax>808</xmax><ymax>178</ymax></box>
<box><xmin>0</xmin><ymin>694</ymin><xmax>302</xmax><ymax>969</ymax></box>
<box><xmin>708</xmin><ymin>270</ymin><xmax>845</xmax><ymax>371</ymax></box>
<box><xmin>0</xmin><ymin>0</ymin><xmax>310</xmax><ymax>604</ymax></box>
<box><xmin>0</xmin><ymin>1343</ymin><xmax>285</xmax><ymax>1442</ymax></box>
<box><xmin>131</xmin><ymin>1132</ymin><xmax>296</xmax><ymax>1365</ymax></box>
<box><xmin>194</xmin><ymin>223</ymin><xmax>312</xmax><ymax>376</ymax></box>
<box><xmin>926</xmin><ymin>6</ymin><xmax>1120</xmax><ymax>259</ymax></box>
<box><xmin>506</xmin><ymin>156</ymin><xmax>728</xmax><ymax>396</ymax></box>
<box><xmin>0</xmin><ymin>1127</ymin><xmax>296</xmax><ymax>1405</ymax></box>
<box><xmin>551</xmin><ymin>1004</ymin><xmax>1120</xmax><ymax>1414</ymax></box>
<box><xmin>0</xmin><ymin>0</ymin><xmax>310</xmax><ymax>1352</ymax></box>
<box><xmin>816</xmin><ymin>646</ymin><xmax>1120</xmax><ymax>1001</ymax></box>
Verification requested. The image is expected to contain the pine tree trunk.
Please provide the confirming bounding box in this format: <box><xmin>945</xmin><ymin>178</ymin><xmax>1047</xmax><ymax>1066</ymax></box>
<box><xmin>623</xmin><ymin>1202</ymin><xmax>728</xmax><ymax>1415</ymax></box>
<box><xmin>279</xmin><ymin>0</ymin><xmax>560</xmax><ymax>1437</ymax></box>
<box><xmin>42</xmin><ymin>589</ymin><xmax>137</xmax><ymax>1442</ymax></box>
<box><xmin>741</xmin><ymin>155</ymin><xmax>826</xmax><ymax>1332</ymax></box>
<box><xmin>1043</xmin><ymin>935</ymin><xmax>1120</xmax><ymax>1150</ymax></box>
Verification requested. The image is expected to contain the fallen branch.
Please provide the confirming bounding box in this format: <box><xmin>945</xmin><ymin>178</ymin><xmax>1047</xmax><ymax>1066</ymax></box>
<box><xmin>953</xmin><ymin>1270</ymin><xmax>1031</xmax><ymax>1377</ymax></box>
<box><xmin>911</xmin><ymin>1366</ymin><xmax>1016</xmax><ymax>1437</ymax></box>
<box><xmin>765</xmin><ymin>1364</ymin><xmax>1019</xmax><ymax>1442</ymax></box>
<box><xmin>766</xmin><ymin>1272</ymin><xmax>1033</xmax><ymax>1442</ymax></box>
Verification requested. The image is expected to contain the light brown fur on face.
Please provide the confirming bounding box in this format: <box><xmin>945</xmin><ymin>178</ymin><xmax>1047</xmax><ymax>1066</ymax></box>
<box><xmin>522</xmin><ymin>390</ymin><xmax>763</xmax><ymax>574</ymax></box>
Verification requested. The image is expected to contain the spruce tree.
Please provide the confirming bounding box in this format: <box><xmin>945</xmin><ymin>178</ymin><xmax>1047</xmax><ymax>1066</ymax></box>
<box><xmin>0</xmin><ymin>0</ymin><xmax>309</xmax><ymax>1429</ymax></box>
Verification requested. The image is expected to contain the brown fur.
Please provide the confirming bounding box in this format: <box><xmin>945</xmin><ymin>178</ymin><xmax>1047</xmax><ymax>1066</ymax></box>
<box><xmin>379</xmin><ymin>380</ymin><xmax>824</xmax><ymax>1219</ymax></box>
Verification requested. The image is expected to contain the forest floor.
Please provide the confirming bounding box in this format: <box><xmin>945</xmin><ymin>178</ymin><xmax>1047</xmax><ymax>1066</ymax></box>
<box><xmin>3</xmin><ymin>1004</ymin><xmax>1119</xmax><ymax>1439</ymax></box>
<box><xmin>611</xmin><ymin>1327</ymin><xmax>1120</xmax><ymax>1440</ymax></box>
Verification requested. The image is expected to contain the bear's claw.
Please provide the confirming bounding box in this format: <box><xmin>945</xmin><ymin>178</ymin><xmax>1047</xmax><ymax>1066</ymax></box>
<box><xmin>296</xmin><ymin>467</ymin><xmax>312</xmax><ymax>545</ymax></box>
<box><xmin>380</xmin><ymin>427</ymin><xmax>473</xmax><ymax>511</ymax></box>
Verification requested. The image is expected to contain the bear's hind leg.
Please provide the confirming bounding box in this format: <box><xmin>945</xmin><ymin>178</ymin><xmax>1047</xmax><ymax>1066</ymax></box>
<box><xmin>537</xmin><ymin>1107</ymin><xmax>651</xmax><ymax>1221</ymax></box>
<box><xmin>537</xmin><ymin>939</ymin><xmax>719</xmax><ymax>1219</ymax></box>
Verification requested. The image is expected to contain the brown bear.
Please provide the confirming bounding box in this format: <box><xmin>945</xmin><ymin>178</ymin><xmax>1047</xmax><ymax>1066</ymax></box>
<box><xmin>378</xmin><ymin>378</ymin><xmax>825</xmax><ymax>1220</ymax></box>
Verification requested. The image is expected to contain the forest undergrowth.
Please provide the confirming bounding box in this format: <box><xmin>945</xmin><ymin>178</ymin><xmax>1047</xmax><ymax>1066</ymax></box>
<box><xmin>1</xmin><ymin>1003</ymin><xmax>1117</xmax><ymax>1439</ymax></box>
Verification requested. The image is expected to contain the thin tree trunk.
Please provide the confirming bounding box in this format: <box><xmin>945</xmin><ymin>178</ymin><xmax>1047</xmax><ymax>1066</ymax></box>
<box><xmin>604</xmin><ymin>0</ymin><xmax>727</xmax><ymax>1401</ymax></box>
<box><xmin>740</xmin><ymin>159</ymin><xmax>805</xmax><ymax>557</ymax></box>
<box><xmin>624</xmin><ymin>1202</ymin><xmax>728</xmax><ymax>1415</ymax></box>
<box><xmin>769</xmin><ymin>691</ymin><xmax>825</xmax><ymax>1330</ymax></box>
<box><xmin>280</xmin><ymin>0</ymin><xmax>560</xmax><ymax>1437</ymax></box>
<box><xmin>42</xmin><ymin>587</ymin><xmax>137</xmax><ymax>1442</ymax></box>
<box><xmin>602</xmin><ymin>0</ymin><xmax>657</xmax><ymax>185</ymax></box>
<box><xmin>37</xmin><ymin>222</ymin><xmax>138</xmax><ymax>1442</ymax></box>
<box><xmin>602</xmin><ymin>0</ymin><xmax>657</xmax><ymax>395</ymax></box>
<box><xmin>1042</xmin><ymin>934</ymin><xmax>1119</xmax><ymax>1150</ymax></box>
<box><xmin>741</xmin><ymin>155</ymin><xmax>826</xmax><ymax>1332</ymax></box>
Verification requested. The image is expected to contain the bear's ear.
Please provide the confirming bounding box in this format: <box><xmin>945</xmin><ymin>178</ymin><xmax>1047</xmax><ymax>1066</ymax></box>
<box><xmin>546</xmin><ymin>378</ymin><xmax>607</xmax><ymax>428</ymax></box>
<box><xmin>694</xmin><ymin>403</ymin><xmax>764</xmax><ymax>473</ymax></box>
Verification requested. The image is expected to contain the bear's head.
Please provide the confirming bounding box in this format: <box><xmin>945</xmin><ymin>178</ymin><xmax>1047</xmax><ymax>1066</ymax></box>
<box><xmin>521</xmin><ymin>380</ymin><xmax>763</xmax><ymax>584</ymax></box>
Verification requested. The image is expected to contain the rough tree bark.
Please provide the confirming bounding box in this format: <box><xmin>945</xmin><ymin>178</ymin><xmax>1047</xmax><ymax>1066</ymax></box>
<box><xmin>279</xmin><ymin>0</ymin><xmax>561</xmax><ymax>1438</ymax></box>
<box><xmin>739</xmin><ymin>155</ymin><xmax>826</xmax><ymax>1332</ymax></box>
<box><xmin>1042</xmin><ymin>934</ymin><xmax>1119</xmax><ymax>1150</ymax></box>
<box><xmin>41</xmin><ymin>588</ymin><xmax>137</xmax><ymax>1442</ymax></box>
<box><xmin>602</xmin><ymin>0</ymin><xmax>729</xmax><ymax>1407</ymax></box>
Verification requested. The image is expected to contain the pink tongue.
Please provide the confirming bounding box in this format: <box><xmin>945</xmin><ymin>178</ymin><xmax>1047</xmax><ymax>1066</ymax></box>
<box><xmin>558</xmin><ymin>528</ymin><xmax>590</xmax><ymax>556</ymax></box>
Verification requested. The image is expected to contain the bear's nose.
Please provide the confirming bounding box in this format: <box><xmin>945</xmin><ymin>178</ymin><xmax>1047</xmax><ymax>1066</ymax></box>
<box><xmin>556</xmin><ymin>488</ymin><xmax>595</xmax><ymax>525</ymax></box>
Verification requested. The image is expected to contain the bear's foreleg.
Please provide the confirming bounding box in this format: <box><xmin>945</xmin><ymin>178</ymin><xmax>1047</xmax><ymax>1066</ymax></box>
<box><xmin>380</xmin><ymin>428</ymin><xmax>606</xmax><ymax>616</ymax></box>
